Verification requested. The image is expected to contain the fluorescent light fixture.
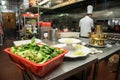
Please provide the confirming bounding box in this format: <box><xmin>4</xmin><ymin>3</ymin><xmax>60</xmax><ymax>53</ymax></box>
<box><xmin>38</xmin><ymin>0</ymin><xmax>49</xmax><ymax>6</ymax></box>
<box><xmin>1</xmin><ymin>1</ymin><xmax>7</xmax><ymax>5</ymax></box>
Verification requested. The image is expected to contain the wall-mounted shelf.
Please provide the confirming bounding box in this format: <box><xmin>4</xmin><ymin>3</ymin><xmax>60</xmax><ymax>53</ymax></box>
<box><xmin>25</xmin><ymin>6</ymin><xmax>52</xmax><ymax>13</ymax></box>
<box><xmin>20</xmin><ymin>13</ymin><xmax>40</xmax><ymax>39</ymax></box>
<box><xmin>25</xmin><ymin>0</ymin><xmax>84</xmax><ymax>13</ymax></box>
<box><xmin>51</xmin><ymin>0</ymin><xmax>84</xmax><ymax>9</ymax></box>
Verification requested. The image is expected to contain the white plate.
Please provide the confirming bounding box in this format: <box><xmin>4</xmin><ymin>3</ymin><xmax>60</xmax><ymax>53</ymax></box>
<box><xmin>52</xmin><ymin>44</ymin><xmax>67</xmax><ymax>48</ymax></box>
<box><xmin>65</xmin><ymin>46</ymin><xmax>91</xmax><ymax>58</ymax></box>
<box><xmin>88</xmin><ymin>43</ymin><xmax>106</xmax><ymax>48</ymax></box>
<box><xmin>58</xmin><ymin>38</ymin><xmax>81</xmax><ymax>44</ymax></box>
<box><xmin>13</xmin><ymin>39</ymin><xmax>43</xmax><ymax>46</ymax></box>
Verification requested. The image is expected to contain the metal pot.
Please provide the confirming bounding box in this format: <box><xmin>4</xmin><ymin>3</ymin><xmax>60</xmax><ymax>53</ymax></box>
<box><xmin>48</xmin><ymin>28</ymin><xmax>58</xmax><ymax>41</ymax></box>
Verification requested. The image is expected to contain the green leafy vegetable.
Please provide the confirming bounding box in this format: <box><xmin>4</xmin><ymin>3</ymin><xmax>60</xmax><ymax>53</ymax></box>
<box><xmin>10</xmin><ymin>38</ymin><xmax>64</xmax><ymax>64</ymax></box>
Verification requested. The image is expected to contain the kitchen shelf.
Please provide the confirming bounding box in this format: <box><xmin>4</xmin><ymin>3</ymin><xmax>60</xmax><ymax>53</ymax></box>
<box><xmin>51</xmin><ymin>0</ymin><xmax>84</xmax><ymax>9</ymax></box>
<box><xmin>25</xmin><ymin>6</ymin><xmax>52</xmax><ymax>13</ymax></box>
<box><xmin>25</xmin><ymin>0</ymin><xmax>84</xmax><ymax>13</ymax></box>
<box><xmin>20</xmin><ymin>13</ymin><xmax>40</xmax><ymax>39</ymax></box>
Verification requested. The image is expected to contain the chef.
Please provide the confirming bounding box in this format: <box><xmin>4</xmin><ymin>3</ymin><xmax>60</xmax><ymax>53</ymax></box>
<box><xmin>79</xmin><ymin>5</ymin><xmax>94</xmax><ymax>37</ymax></box>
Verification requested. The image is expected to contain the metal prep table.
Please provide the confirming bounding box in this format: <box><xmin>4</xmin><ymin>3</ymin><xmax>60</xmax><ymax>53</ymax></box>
<box><xmin>21</xmin><ymin>38</ymin><xmax>120</xmax><ymax>80</ymax></box>
<box><xmin>33</xmin><ymin>55</ymin><xmax>97</xmax><ymax>80</ymax></box>
<box><xmin>27</xmin><ymin>39</ymin><xmax>97</xmax><ymax>80</ymax></box>
<box><xmin>80</xmin><ymin>38</ymin><xmax>120</xmax><ymax>80</ymax></box>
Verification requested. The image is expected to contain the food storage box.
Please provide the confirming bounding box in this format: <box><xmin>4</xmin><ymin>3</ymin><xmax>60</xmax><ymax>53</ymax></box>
<box><xmin>4</xmin><ymin>47</ymin><xmax>68</xmax><ymax>76</ymax></box>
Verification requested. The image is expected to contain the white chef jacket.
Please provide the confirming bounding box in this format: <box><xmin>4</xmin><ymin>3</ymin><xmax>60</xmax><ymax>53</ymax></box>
<box><xmin>79</xmin><ymin>15</ymin><xmax>94</xmax><ymax>37</ymax></box>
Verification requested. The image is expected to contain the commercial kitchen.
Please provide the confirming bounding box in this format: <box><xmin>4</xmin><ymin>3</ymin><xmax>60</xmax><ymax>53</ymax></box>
<box><xmin>0</xmin><ymin>0</ymin><xmax>120</xmax><ymax>80</ymax></box>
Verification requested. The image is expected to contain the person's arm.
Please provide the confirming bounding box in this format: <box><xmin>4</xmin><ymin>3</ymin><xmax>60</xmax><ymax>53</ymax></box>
<box><xmin>91</xmin><ymin>19</ymin><xmax>94</xmax><ymax>31</ymax></box>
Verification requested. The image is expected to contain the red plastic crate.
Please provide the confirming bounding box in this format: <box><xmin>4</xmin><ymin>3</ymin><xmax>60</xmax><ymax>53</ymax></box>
<box><xmin>4</xmin><ymin>47</ymin><xmax>68</xmax><ymax>76</ymax></box>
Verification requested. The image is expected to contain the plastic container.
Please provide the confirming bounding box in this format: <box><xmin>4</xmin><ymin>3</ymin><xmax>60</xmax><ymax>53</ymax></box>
<box><xmin>4</xmin><ymin>47</ymin><xmax>68</xmax><ymax>76</ymax></box>
<box><xmin>40</xmin><ymin>22</ymin><xmax>52</xmax><ymax>27</ymax></box>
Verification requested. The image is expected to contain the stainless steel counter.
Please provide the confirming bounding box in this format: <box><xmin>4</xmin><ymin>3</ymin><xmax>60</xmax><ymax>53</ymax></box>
<box><xmin>80</xmin><ymin>38</ymin><xmax>120</xmax><ymax>80</ymax></box>
<box><xmin>28</xmin><ymin>38</ymin><xmax>120</xmax><ymax>80</ymax></box>
<box><xmin>30</xmin><ymin>39</ymin><xmax>97</xmax><ymax>80</ymax></box>
<box><xmin>34</xmin><ymin>55</ymin><xmax>97</xmax><ymax>80</ymax></box>
<box><xmin>80</xmin><ymin>38</ymin><xmax>120</xmax><ymax>61</ymax></box>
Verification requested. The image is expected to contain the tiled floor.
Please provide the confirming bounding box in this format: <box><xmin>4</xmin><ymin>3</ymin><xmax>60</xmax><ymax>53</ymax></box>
<box><xmin>0</xmin><ymin>39</ymin><xmax>120</xmax><ymax>80</ymax></box>
<box><xmin>0</xmin><ymin>39</ymin><xmax>23</xmax><ymax>80</ymax></box>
